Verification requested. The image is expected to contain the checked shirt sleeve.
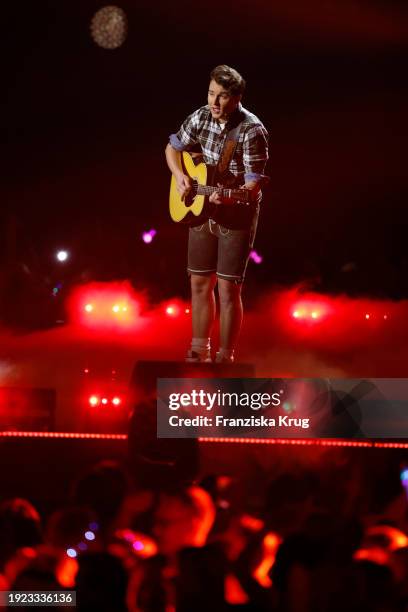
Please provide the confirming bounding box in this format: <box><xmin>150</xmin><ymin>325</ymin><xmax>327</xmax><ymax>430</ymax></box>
<box><xmin>243</xmin><ymin>124</ymin><xmax>269</xmax><ymax>184</ymax></box>
<box><xmin>169</xmin><ymin>109</ymin><xmax>200</xmax><ymax>151</ymax></box>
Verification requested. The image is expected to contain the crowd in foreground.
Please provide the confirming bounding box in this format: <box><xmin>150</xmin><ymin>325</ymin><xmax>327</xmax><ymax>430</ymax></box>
<box><xmin>0</xmin><ymin>454</ymin><xmax>408</xmax><ymax>611</ymax></box>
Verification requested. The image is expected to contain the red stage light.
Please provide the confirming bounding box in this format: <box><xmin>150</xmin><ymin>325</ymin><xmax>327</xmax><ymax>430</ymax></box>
<box><xmin>291</xmin><ymin>302</ymin><xmax>328</xmax><ymax>322</ymax></box>
<box><xmin>89</xmin><ymin>392</ymin><xmax>124</xmax><ymax>409</ymax></box>
<box><xmin>162</xmin><ymin>299</ymin><xmax>189</xmax><ymax>319</ymax></box>
<box><xmin>166</xmin><ymin>304</ymin><xmax>180</xmax><ymax>316</ymax></box>
<box><xmin>67</xmin><ymin>281</ymin><xmax>144</xmax><ymax>329</ymax></box>
<box><xmin>365</xmin><ymin>313</ymin><xmax>370</xmax><ymax>319</ymax></box>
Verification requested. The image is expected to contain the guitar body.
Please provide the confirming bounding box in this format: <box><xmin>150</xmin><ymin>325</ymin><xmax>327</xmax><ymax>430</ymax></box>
<box><xmin>169</xmin><ymin>152</ymin><xmax>209</xmax><ymax>223</ymax></box>
<box><xmin>169</xmin><ymin>151</ymin><xmax>256</xmax><ymax>225</ymax></box>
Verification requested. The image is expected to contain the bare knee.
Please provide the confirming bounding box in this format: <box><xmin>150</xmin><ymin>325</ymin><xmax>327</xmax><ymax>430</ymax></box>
<box><xmin>191</xmin><ymin>274</ymin><xmax>216</xmax><ymax>297</ymax></box>
<box><xmin>217</xmin><ymin>278</ymin><xmax>242</xmax><ymax>306</ymax></box>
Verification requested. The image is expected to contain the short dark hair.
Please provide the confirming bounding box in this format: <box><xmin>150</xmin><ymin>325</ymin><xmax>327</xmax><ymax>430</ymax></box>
<box><xmin>210</xmin><ymin>65</ymin><xmax>246</xmax><ymax>96</ymax></box>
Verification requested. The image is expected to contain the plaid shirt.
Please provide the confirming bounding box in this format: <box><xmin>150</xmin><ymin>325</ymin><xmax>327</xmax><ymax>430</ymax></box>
<box><xmin>169</xmin><ymin>103</ymin><xmax>268</xmax><ymax>184</ymax></box>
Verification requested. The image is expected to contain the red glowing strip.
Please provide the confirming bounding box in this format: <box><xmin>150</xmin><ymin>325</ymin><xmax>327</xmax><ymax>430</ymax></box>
<box><xmin>0</xmin><ymin>431</ymin><xmax>127</xmax><ymax>440</ymax></box>
<box><xmin>199</xmin><ymin>437</ymin><xmax>380</xmax><ymax>448</ymax></box>
<box><xmin>373</xmin><ymin>442</ymin><xmax>408</xmax><ymax>449</ymax></box>
<box><xmin>0</xmin><ymin>432</ymin><xmax>407</xmax><ymax>448</ymax></box>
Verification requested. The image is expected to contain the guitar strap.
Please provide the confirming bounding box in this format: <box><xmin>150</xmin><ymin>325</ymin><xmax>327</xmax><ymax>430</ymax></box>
<box><xmin>215</xmin><ymin>108</ymin><xmax>270</xmax><ymax>188</ymax></box>
<box><xmin>215</xmin><ymin>114</ymin><xmax>246</xmax><ymax>178</ymax></box>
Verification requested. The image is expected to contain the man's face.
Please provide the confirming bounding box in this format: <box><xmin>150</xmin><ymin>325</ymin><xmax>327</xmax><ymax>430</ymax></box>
<box><xmin>208</xmin><ymin>79</ymin><xmax>240</xmax><ymax>123</ymax></box>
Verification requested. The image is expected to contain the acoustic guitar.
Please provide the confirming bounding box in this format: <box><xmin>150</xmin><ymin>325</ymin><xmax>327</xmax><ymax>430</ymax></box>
<box><xmin>169</xmin><ymin>151</ymin><xmax>253</xmax><ymax>223</ymax></box>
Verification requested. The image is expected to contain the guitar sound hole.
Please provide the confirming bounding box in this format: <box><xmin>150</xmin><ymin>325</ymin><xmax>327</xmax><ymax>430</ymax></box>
<box><xmin>185</xmin><ymin>193</ymin><xmax>194</xmax><ymax>206</ymax></box>
<box><xmin>185</xmin><ymin>180</ymin><xmax>198</xmax><ymax>207</ymax></box>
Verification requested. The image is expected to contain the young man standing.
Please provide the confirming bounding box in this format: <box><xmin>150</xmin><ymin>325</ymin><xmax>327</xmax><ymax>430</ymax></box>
<box><xmin>165</xmin><ymin>65</ymin><xmax>268</xmax><ymax>363</ymax></box>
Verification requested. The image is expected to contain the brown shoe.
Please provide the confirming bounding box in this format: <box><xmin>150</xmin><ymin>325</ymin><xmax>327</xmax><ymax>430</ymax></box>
<box><xmin>185</xmin><ymin>349</ymin><xmax>212</xmax><ymax>363</ymax></box>
<box><xmin>214</xmin><ymin>351</ymin><xmax>234</xmax><ymax>364</ymax></box>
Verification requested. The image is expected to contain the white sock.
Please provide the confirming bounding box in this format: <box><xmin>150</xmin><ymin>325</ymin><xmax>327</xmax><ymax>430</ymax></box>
<box><xmin>191</xmin><ymin>337</ymin><xmax>211</xmax><ymax>353</ymax></box>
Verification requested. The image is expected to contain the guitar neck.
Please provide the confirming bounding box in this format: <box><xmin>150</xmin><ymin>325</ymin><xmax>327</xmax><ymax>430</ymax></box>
<box><xmin>196</xmin><ymin>184</ymin><xmax>249</xmax><ymax>202</ymax></box>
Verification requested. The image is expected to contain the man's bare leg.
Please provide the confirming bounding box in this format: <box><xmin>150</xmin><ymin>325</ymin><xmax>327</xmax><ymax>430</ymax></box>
<box><xmin>217</xmin><ymin>278</ymin><xmax>243</xmax><ymax>361</ymax></box>
<box><xmin>187</xmin><ymin>273</ymin><xmax>217</xmax><ymax>361</ymax></box>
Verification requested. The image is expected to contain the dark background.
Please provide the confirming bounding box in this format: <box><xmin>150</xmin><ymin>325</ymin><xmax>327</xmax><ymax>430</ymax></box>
<box><xmin>2</xmin><ymin>0</ymin><xmax>408</xmax><ymax>319</ymax></box>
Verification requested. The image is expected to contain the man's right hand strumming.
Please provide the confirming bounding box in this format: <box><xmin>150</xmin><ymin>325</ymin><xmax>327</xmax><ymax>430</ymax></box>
<box><xmin>175</xmin><ymin>173</ymin><xmax>192</xmax><ymax>201</ymax></box>
<box><xmin>165</xmin><ymin>144</ymin><xmax>193</xmax><ymax>201</ymax></box>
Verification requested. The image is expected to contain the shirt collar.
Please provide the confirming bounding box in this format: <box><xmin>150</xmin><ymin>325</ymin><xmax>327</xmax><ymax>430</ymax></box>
<box><xmin>210</xmin><ymin>102</ymin><xmax>244</xmax><ymax>130</ymax></box>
